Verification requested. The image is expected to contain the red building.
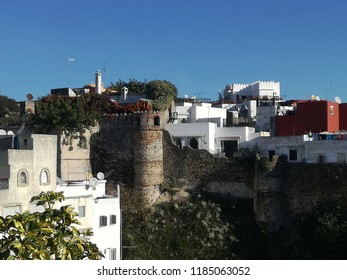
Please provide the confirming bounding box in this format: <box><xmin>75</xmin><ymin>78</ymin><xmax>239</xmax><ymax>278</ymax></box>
<box><xmin>339</xmin><ymin>103</ymin><xmax>347</xmax><ymax>130</ymax></box>
<box><xmin>275</xmin><ymin>100</ymin><xmax>340</xmax><ymax>136</ymax></box>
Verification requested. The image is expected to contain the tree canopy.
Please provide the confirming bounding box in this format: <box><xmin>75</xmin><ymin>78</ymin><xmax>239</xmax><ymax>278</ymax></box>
<box><xmin>0</xmin><ymin>191</ymin><xmax>102</xmax><ymax>260</ymax></box>
<box><xmin>30</xmin><ymin>93</ymin><xmax>114</xmax><ymax>149</ymax></box>
<box><xmin>122</xmin><ymin>191</ymin><xmax>236</xmax><ymax>260</ymax></box>
<box><xmin>0</xmin><ymin>94</ymin><xmax>20</xmax><ymax>126</ymax></box>
<box><xmin>145</xmin><ymin>80</ymin><xmax>177</xmax><ymax>111</ymax></box>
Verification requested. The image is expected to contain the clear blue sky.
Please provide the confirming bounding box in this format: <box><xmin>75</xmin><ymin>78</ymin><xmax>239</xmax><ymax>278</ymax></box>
<box><xmin>1</xmin><ymin>0</ymin><xmax>347</xmax><ymax>102</ymax></box>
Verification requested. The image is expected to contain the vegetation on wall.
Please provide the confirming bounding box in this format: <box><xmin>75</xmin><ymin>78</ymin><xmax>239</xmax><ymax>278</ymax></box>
<box><xmin>108</xmin><ymin>79</ymin><xmax>178</xmax><ymax>111</ymax></box>
<box><xmin>0</xmin><ymin>191</ymin><xmax>101</xmax><ymax>260</ymax></box>
<box><xmin>31</xmin><ymin>93</ymin><xmax>114</xmax><ymax>149</ymax></box>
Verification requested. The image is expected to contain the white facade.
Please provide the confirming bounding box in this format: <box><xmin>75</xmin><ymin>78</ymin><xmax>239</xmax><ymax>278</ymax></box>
<box><xmin>224</xmin><ymin>81</ymin><xmax>280</xmax><ymax>103</ymax></box>
<box><xmin>252</xmin><ymin>134</ymin><xmax>347</xmax><ymax>163</ymax></box>
<box><xmin>56</xmin><ymin>181</ymin><xmax>121</xmax><ymax>260</ymax></box>
<box><xmin>0</xmin><ymin>134</ymin><xmax>57</xmax><ymax>216</ymax></box>
<box><xmin>165</xmin><ymin>122</ymin><xmax>258</xmax><ymax>156</ymax></box>
<box><xmin>173</xmin><ymin>102</ymin><xmax>227</xmax><ymax>127</ymax></box>
<box><xmin>0</xmin><ymin>133</ymin><xmax>121</xmax><ymax>260</ymax></box>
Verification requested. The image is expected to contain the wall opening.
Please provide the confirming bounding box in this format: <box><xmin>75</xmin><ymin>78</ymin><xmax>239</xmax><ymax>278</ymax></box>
<box><xmin>154</xmin><ymin>116</ymin><xmax>160</xmax><ymax>126</ymax></box>
<box><xmin>189</xmin><ymin>138</ymin><xmax>198</xmax><ymax>149</ymax></box>
<box><xmin>223</xmin><ymin>140</ymin><xmax>238</xmax><ymax>157</ymax></box>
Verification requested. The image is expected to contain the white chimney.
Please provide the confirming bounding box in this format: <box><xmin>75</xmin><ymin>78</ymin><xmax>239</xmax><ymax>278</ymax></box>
<box><xmin>95</xmin><ymin>70</ymin><xmax>102</xmax><ymax>94</ymax></box>
<box><xmin>121</xmin><ymin>87</ymin><xmax>128</xmax><ymax>101</ymax></box>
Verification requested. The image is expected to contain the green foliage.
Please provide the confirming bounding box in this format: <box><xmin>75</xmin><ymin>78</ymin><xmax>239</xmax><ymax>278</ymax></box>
<box><xmin>0</xmin><ymin>191</ymin><xmax>102</xmax><ymax>260</ymax></box>
<box><xmin>145</xmin><ymin>80</ymin><xmax>178</xmax><ymax>111</ymax></box>
<box><xmin>108</xmin><ymin>79</ymin><xmax>148</xmax><ymax>94</ymax></box>
<box><xmin>0</xmin><ymin>94</ymin><xmax>20</xmax><ymax>126</ymax></box>
<box><xmin>123</xmin><ymin>195</ymin><xmax>236</xmax><ymax>260</ymax></box>
<box><xmin>31</xmin><ymin>94</ymin><xmax>114</xmax><ymax>149</ymax></box>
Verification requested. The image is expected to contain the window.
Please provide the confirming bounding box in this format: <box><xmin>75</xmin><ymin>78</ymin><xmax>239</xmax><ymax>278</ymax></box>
<box><xmin>330</xmin><ymin>105</ymin><xmax>334</xmax><ymax>115</ymax></box>
<box><xmin>154</xmin><ymin>116</ymin><xmax>160</xmax><ymax>126</ymax></box>
<box><xmin>110</xmin><ymin>215</ymin><xmax>117</xmax><ymax>225</ymax></box>
<box><xmin>0</xmin><ymin>179</ymin><xmax>9</xmax><ymax>190</ymax></box>
<box><xmin>18</xmin><ymin>169</ymin><xmax>29</xmax><ymax>187</ymax></box>
<box><xmin>189</xmin><ymin>138</ymin><xmax>198</xmax><ymax>149</ymax></box>
<box><xmin>3</xmin><ymin>205</ymin><xmax>21</xmax><ymax>216</ymax></box>
<box><xmin>268</xmin><ymin>150</ymin><xmax>276</xmax><ymax>162</ymax></box>
<box><xmin>40</xmin><ymin>169</ymin><xmax>50</xmax><ymax>185</ymax></box>
<box><xmin>100</xmin><ymin>215</ymin><xmax>107</xmax><ymax>227</ymax></box>
<box><xmin>289</xmin><ymin>150</ymin><xmax>298</xmax><ymax>161</ymax></box>
<box><xmin>109</xmin><ymin>248</ymin><xmax>117</xmax><ymax>260</ymax></box>
<box><xmin>78</xmin><ymin>206</ymin><xmax>86</xmax><ymax>218</ymax></box>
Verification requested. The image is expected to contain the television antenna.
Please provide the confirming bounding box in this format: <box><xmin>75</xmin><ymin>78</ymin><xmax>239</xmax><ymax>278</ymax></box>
<box><xmin>335</xmin><ymin>96</ymin><xmax>342</xmax><ymax>104</ymax></box>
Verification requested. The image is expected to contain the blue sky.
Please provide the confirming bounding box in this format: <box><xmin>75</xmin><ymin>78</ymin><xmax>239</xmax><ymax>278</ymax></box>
<box><xmin>1</xmin><ymin>0</ymin><xmax>347</xmax><ymax>102</ymax></box>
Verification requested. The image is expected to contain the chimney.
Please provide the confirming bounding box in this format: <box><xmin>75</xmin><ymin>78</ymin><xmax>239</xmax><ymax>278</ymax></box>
<box><xmin>121</xmin><ymin>87</ymin><xmax>128</xmax><ymax>101</ymax></box>
<box><xmin>95</xmin><ymin>70</ymin><xmax>102</xmax><ymax>94</ymax></box>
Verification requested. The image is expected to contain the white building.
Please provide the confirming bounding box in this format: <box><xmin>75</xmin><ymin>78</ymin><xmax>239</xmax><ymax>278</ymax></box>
<box><xmin>224</xmin><ymin>81</ymin><xmax>280</xmax><ymax>103</ymax></box>
<box><xmin>56</xmin><ymin>179</ymin><xmax>121</xmax><ymax>260</ymax></box>
<box><xmin>252</xmin><ymin>133</ymin><xmax>347</xmax><ymax>163</ymax></box>
<box><xmin>0</xmin><ymin>133</ymin><xmax>121</xmax><ymax>259</ymax></box>
<box><xmin>166</xmin><ymin>102</ymin><xmax>258</xmax><ymax>156</ymax></box>
<box><xmin>173</xmin><ymin>101</ymin><xmax>227</xmax><ymax>127</ymax></box>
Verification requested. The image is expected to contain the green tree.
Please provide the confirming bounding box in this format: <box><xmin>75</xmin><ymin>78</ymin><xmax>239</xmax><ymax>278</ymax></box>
<box><xmin>123</xmin><ymin>196</ymin><xmax>236</xmax><ymax>260</ymax></box>
<box><xmin>145</xmin><ymin>80</ymin><xmax>178</xmax><ymax>111</ymax></box>
<box><xmin>108</xmin><ymin>79</ymin><xmax>148</xmax><ymax>94</ymax></box>
<box><xmin>31</xmin><ymin>93</ymin><xmax>114</xmax><ymax>149</ymax></box>
<box><xmin>0</xmin><ymin>94</ymin><xmax>20</xmax><ymax>126</ymax></box>
<box><xmin>0</xmin><ymin>191</ymin><xmax>102</xmax><ymax>260</ymax></box>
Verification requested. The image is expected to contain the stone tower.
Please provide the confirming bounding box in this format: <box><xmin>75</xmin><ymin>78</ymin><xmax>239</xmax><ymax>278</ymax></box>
<box><xmin>132</xmin><ymin>111</ymin><xmax>165</xmax><ymax>204</ymax></box>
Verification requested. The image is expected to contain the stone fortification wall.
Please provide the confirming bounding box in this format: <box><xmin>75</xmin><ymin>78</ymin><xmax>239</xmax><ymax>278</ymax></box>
<box><xmin>162</xmin><ymin>130</ymin><xmax>254</xmax><ymax>196</ymax></box>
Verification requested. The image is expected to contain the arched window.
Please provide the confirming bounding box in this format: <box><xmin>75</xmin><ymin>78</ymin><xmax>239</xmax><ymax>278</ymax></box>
<box><xmin>189</xmin><ymin>138</ymin><xmax>199</xmax><ymax>149</ymax></box>
<box><xmin>154</xmin><ymin>116</ymin><xmax>160</xmax><ymax>126</ymax></box>
<box><xmin>40</xmin><ymin>169</ymin><xmax>50</xmax><ymax>185</ymax></box>
<box><xmin>18</xmin><ymin>169</ymin><xmax>29</xmax><ymax>187</ymax></box>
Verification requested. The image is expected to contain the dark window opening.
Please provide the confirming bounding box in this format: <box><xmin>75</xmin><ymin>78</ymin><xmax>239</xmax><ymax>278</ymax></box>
<box><xmin>289</xmin><ymin>150</ymin><xmax>297</xmax><ymax>161</ymax></box>
<box><xmin>189</xmin><ymin>138</ymin><xmax>198</xmax><ymax>149</ymax></box>
<box><xmin>154</xmin><ymin>116</ymin><xmax>160</xmax><ymax>126</ymax></box>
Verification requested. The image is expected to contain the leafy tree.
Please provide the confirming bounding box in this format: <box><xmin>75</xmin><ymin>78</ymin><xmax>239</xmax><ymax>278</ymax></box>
<box><xmin>30</xmin><ymin>93</ymin><xmax>114</xmax><ymax>149</ymax></box>
<box><xmin>123</xmin><ymin>195</ymin><xmax>237</xmax><ymax>260</ymax></box>
<box><xmin>108</xmin><ymin>79</ymin><xmax>148</xmax><ymax>94</ymax></box>
<box><xmin>0</xmin><ymin>94</ymin><xmax>20</xmax><ymax>126</ymax></box>
<box><xmin>0</xmin><ymin>191</ymin><xmax>102</xmax><ymax>260</ymax></box>
<box><xmin>145</xmin><ymin>80</ymin><xmax>178</xmax><ymax>111</ymax></box>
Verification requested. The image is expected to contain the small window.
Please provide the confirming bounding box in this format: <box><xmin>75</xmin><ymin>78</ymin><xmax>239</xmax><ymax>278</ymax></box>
<box><xmin>3</xmin><ymin>205</ymin><xmax>21</xmax><ymax>216</ymax></box>
<box><xmin>189</xmin><ymin>138</ymin><xmax>199</xmax><ymax>149</ymax></box>
<box><xmin>289</xmin><ymin>150</ymin><xmax>298</xmax><ymax>161</ymax></box>
<box><xmin>110</xmin><ymin>215</ymin><xmax>117</xmax><ymax>225</ymax></box>
<box><xmin>40</xmin><ymin>169</ymin><xmax>50</xmax><ymax>185</ymax></box>
<box><xmin>154</xmin><ymin>116</ymin><xmax>160</xmax><ymax>126</ymax></box>
<box><xmin>330</xmin><ymin>105</ymin><xmax>334</xmax><ymax>115</ymax></box>
<box><xmin>18</xmin><ymin>169</ymin><xmax>29</xmax><ymax>187</ymax></box>
<box><xmin>100</xmin><ymin>215</ymin><xmax>107</xmax><ymax>227</ymax></box>
<box><xmin>78</xmin><ymin>206</ymin><xmax>86</xmax><ymax>218</ymax></box>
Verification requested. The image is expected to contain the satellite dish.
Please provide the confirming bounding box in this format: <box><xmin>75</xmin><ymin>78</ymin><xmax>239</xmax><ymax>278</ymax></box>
<box><xmin>89</xmin><ymin>177</ymin><xmax>98</xmax><ymax>189</ymax></box>
<box><xmin>26</xmin><ymin>93</ymin><xmax>33</xmax><ymax>100</ymax></box>
<box><xmin>0</xmin><ymin>130</ymin><xmax>6</xmax><ymax>135</ymax></box>
<box><xmin>335</xmin><ymin>96</ymin><xmax>342</xmax><ymax>104</ymax></box>
<box><xmin>184</xmin><ymin>94</ymin><xmax>188</xmax><ymax>99</ymax></box>
<box><xmin>311</xmin><ymin>95</ymin><xmax>316</xmax><ymax>100</ymax></box>
<box><xmin>7</xmin><ymin>130</ymin><xmax>14</xmax><ymax>135</ymax></box>
<box><xmin>316</xmin><ymin>96</ymin><xmax>321</xmax><ymax>101</ymax></box>
<box><xmin>97</xmin><ymin>172</ymin><xmax>105</xmax><ymax>180</ymax></box>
